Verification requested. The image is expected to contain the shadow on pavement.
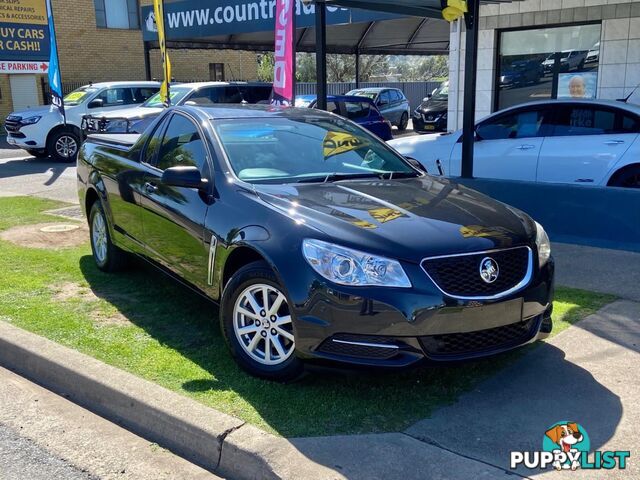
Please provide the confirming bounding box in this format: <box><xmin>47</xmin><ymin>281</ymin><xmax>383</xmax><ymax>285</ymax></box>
<box><xmin>0</xmin><ymin>157</ymin><xmax>70</xmax><ymax>186</ymax></box>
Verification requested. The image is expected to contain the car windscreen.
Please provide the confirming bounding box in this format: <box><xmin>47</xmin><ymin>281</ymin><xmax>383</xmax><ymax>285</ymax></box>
<box><xmin>64</xmin><ymin>86</ymin><xmax>99</xmax><ymax>106</ymax></box>
<box><xmin>142</xmin><ymin>87</ymin><xmax>191</xmax><ymax>108</ymax></box>
<box><xmin>213</xmin><ymin>117</ymin><xmax>418</xmax><ymax>184</ymax></box>
<box><xmin>348</xmin><ymin>90</ymin><xmax>378</xmax><ymax>100</ymax></box>
<box><xmin>431</xmin><ymin>83</ymin><xmax>449</xmax><ymax>101</ymax></box>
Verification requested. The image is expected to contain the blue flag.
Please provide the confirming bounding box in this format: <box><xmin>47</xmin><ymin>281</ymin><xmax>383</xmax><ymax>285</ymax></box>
<box><xmin>46</xmin><ymin>0</ymin><xmax>64</xmax><ymax>122</ymax></box>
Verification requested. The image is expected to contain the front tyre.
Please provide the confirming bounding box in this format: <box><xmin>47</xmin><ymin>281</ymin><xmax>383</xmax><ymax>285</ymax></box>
<box><xmin>221</xmin><ymin>261</ymin><xmax>303</xmax><ymax>381</ymax></box>
<box><xmin>89</xmin><ymin>201</ymin><xmax>128</xmax><ymax>272</ymax></box>
<box><xmin>398</xmin><ymin>112</ymin><xmax>409</xmax><ymax>131</ymax></box>
<box><xmin>47</xmin><ymin>129</ymin><xmax>80</xmax><ymax>163</ymax></box>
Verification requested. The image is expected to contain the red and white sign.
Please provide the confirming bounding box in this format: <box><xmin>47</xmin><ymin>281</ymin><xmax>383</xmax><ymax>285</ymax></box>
<box><xmin>270</xmin><ymin>0</ymin><xmax>295</xmax><ymax>106</ymax></box>
<box><xmin>0</xmin><ymin>61</ymin><xmax>49</xmax><ymax>74</ymax></box>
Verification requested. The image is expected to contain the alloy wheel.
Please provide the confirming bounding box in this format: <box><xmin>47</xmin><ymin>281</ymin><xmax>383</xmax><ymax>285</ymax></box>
<box><xmin>55</xmin><ymin>135</ymin><xmax>78</xmax><ymax>159</ymax></box>
<box><xmin>92</xmin><ymin>210</ymin><xmax>108</xmax><ymax>264</ymax></box>
<box><xmin>233</xmin><ymin>284</ymin><xmax>295</xmax><ymax>366</ymax></box>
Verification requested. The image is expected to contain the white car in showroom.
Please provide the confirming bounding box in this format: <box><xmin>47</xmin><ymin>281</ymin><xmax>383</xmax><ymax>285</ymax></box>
<box><xmin>390</xmin><ymin>99</ymin><xmax>640</xmax><ymax>188</ymax></box>
<box><xmin>4</xmin><ymin>81</ymin><xmax>159</xmax><ymax>162</ymax></box>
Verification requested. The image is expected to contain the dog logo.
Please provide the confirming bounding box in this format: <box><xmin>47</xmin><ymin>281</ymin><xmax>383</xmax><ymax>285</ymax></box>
<box><xmin>145</xmin><ymin>11</ymin><xmax>158</xmax><ymax>32</ymax></box>
<box><xmin>479</xmin><ymin>257</ymin><xmax>499</xmax><ymax>284</ymax></box>
<box><xmin>511</xmin><ymin>421</ymin><xmax>629</xmax><ymax>471</ymax></box>
<box><xmin>544</xmin><ymin>422</ymin><xmax>589</xmax><ymax>471</ymax></box>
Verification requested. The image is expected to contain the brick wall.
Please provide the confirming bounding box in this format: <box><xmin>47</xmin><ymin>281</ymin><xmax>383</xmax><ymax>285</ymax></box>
<box><xmin>148</xmin><ymin>49</ymin><xmax>259</xmax><ymax>82</ymax></box>
<box><xmin>448</xmin><ymin>0</ymin><xmax>640</xmax><ymax>130</ymax></box>
<box><xmin>0</xmin><ymin>75</ymin><xmax>13</xmax><ymax>121</ymax></box>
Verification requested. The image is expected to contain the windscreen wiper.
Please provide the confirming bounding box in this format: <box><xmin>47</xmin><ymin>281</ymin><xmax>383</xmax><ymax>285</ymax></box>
<box><xmin>297</xmin><ymin>172</ymin><xmax>383</xmax><ymax>184</ymax></box>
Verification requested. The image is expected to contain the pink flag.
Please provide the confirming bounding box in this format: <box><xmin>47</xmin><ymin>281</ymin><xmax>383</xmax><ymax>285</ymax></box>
<box><xmin>271</xmin><ymin>0</ymin><xmax>296</xmax><ymax>106</ymax></box>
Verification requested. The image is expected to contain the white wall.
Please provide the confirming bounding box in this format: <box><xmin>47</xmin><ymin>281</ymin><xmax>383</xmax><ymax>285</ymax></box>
<box><xmin>448</xmin><ymin>0</ymin><xmax>640</xmax><ymax>130</ymax></box>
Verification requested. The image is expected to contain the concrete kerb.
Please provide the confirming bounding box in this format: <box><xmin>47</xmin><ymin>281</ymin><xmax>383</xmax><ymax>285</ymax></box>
<box><xmin>0</xmin><ymin>321</ymin><xmax>338</xmax><ymax>480</ymax></box>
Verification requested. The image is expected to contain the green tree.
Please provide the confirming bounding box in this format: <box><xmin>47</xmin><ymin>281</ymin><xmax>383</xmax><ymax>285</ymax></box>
<box><xmin>256</xmin><ymin>53</ymin><xmax>275</xmax><ymax>82</ymax></box>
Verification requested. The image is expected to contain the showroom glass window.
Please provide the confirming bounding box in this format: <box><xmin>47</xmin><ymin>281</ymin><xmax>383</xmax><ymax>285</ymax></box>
<box><xmin>496</xmin><ymin>23</ymin><xmax>601</xmax><ymax>110</ymax></box>
<box><xmin>94</xmin><ymin>0</ymin><xmax>140</xmax><ymax>29</ymax></box>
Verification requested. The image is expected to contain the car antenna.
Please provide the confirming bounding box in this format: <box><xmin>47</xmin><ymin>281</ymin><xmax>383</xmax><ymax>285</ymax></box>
<box><xmin>618</xmin><ymin>83</ymin><xmax>640</xmax><ymax>103</ymax></box>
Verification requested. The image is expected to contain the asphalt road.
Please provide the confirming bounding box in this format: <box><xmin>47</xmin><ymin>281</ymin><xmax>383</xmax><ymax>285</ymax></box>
<box><xmin>0</xmin><ymin>423</ymin><xmax>93</xmax><ymax>480</ymax></box>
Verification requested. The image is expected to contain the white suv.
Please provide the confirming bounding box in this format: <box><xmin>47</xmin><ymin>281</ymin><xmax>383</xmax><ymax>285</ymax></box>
<box><xmin>4</xmin><ymin>81</ymin><xmax>160</xmax><ymax>162</ymax></box>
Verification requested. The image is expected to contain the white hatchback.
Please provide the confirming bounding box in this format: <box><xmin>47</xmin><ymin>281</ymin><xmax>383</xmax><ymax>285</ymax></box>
<box><xmin>390</xmin><ymin>99</ymin><xmax>640</xmax><ymax>188</ymax></box>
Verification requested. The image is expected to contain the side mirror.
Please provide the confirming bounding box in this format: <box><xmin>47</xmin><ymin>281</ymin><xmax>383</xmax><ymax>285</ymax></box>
<box><xmin>88</xmin><ymin>98</ymin><xmax>104</xmax><ymax>109</ymax></box>
<box><xmin>161</xmin><ymin>166</ymin><xmax>208</xmax><ymax>190</ymax></box>
<box><xmin>425</xmin><ymin>94</ymin><xmax>432</xmax><ymax>101</ymax></box>
<box><xmin>405</xmin><ymin>156</ymin><xmax>427</xmax><ymax>173</ymax></box>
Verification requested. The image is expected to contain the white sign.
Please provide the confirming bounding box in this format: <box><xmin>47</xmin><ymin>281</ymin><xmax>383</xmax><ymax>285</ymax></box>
<box><xmin>0</xmin><ymin>61</ymin><xmax>49</xmax><ymax>73</ymax></box>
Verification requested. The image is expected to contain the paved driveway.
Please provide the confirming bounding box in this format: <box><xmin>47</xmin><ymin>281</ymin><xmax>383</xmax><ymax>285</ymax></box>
<box><xmin>0</xmin><ymin>139</ymin><xmax>78</xmax><ymax>204</ymax></box>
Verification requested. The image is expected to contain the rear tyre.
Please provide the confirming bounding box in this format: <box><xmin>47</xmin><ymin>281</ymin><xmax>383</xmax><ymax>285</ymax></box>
<box><xmin>221</xmin><ymin>261</ymin><xmax>303</xmax><ymax>381</ymax></box>
<box><xmin>89</xmin><ymin>201</ymin><xmax>128</xmax><ymax>272</ymax></box>
<box><xmin>47</xmin><ymin>129</ymin><xmax>80</xmax><ymax>163</ymax></box>
<box><xmin>26</xmin><ymin>149</ymin><xmax>48</xmax><ymax>159</ymax></box>
<box><xmin>608</xmin><ymin>165</ymin><xmax>640</xmax><ymax>188</ymax></box>
<box><xmin>398</xmin><ymin>112</ymin><xmax>409</xmax><ymax>131</ymax></box>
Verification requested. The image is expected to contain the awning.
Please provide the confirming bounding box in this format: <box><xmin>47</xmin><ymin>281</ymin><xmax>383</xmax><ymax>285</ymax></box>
<box><xmin>142</xmin><ymin>1</ymin><xmax>451</xmax><ymax>55</ymax></box>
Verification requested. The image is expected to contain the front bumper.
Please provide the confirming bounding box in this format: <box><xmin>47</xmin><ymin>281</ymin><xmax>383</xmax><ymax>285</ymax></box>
<box><xmin>5</xmin><ymin>123</ymin><xmax>45</xmax><ymax>149</ymax></box>
<box><xmin>289</xmin><ymin>257</ymin><xmax>554</xmax><ymax>369</ymax></box>
<box><xmin>413</xmin><ymin>112</ymin><xmax>447</xmax><ymax>132</ymax></box>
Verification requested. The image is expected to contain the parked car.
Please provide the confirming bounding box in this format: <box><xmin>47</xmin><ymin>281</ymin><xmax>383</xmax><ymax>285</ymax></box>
<box><xmin>85</xmin><ymin>82</ymin><xmax>273</xmax><ymax>134</ymax></box>
<box><xmin>295</xmin><ymin>94</ymin><xmax>392</xmax><ymax>140</ymax></box>
<box><xmin>346</xmin><ymin>87</ymin><xmax>411</xmax><ymax>131</ymax></box>
<box><xmin>500</xmin><ymin>60</ymin><xmax>543</xmax><ymax>87</ymax></box>
<box><xmin>586</xmin><ymin>42</ymin><xmax>600</xmax><ymax>64</ymax></box>
<box><xmin>389</xmin><ymin>99</ymin><xmax>640</xmax><ymax>188</ymax></box>
<box><xmin>412</xmin><ymin>82</ymin><xmax>448</xmax><ymax>133</ymax></box>
<box><xmin>542</xmin><ymin>50</ymin><xmax>587</xmax><ymax>74</ymax></box>
<box><xmin>4</xmin><ymin>81</ymin><xmax>160</xmax><ymax>161</ymax></box>
<box><xmin>78</xmin><ymin>104</ymin><xmax>554</xmax><ymax>380</ymax></box>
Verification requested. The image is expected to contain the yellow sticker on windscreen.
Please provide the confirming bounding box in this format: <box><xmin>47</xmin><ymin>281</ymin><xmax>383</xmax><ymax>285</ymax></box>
<box><xmin>64</xmin><ymin>92</ymin><xmax>88</xmax><ymax>102</ymax></box>
<box><xmin>323</xmin><ymin>131</ymin><xmax>370</xmax><ymax>159</ymax></box>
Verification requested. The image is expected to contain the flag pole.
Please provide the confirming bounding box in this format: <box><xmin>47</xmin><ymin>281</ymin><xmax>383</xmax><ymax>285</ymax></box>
<box><xmin>45</xmin><ymin>0</ymin><xmax>65</xmax><ymax>125</ymax></box>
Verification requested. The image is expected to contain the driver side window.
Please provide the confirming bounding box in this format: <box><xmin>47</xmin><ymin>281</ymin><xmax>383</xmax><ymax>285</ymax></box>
<box><xmin>477</xmin><ymin>109</ymin><xmax>547</xmax><ymax>140</ymax></box>
<box><xmin>156</xmin><ymin>114</ymin><xmax>207</xmax><ymax>172</ymax></box>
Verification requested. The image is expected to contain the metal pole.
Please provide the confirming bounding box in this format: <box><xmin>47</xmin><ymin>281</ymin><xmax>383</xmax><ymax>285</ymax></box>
<box><xmin>461</xmin><ymin>0</ymin><xmax>480</xmax><ymax>179</ymax></box>
<box><xmin>355</xmin><ymin>50</ymin><xmax>360</xmax><ymax>88</ymax></box>
<box><xmin>315</xmin><ymin>0</ymin><xmax>327</xmax><ymax>110</ymax></box>
<box><xmin>143</xmin><ymin>41</ymin><xmax>152</xmax><ymax>80</ymax></box>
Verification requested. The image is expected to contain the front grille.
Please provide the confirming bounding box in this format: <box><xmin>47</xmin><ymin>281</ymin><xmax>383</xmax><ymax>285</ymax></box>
<box><xmin>316</xmin><ymin>334</ymin><xmax>399</xmax><ymax>360</ymax></box>
<box><xmin>420</xmin><ymin>317</ymin><xmax>537</xmax><ymax>358</ymax></box>
<box><xmin>4</xmin><ymin>118</ymin><xmax>21</xmax><ymax>134</ymax></box>
<box><xmin>421</xmin><ymin>247</ymin><xmax>531</xmax><ymax>299</ymax></box>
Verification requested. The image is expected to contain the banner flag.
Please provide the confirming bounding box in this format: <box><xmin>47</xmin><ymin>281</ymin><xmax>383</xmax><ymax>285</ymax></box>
<box><xmin>153</xmin><ymin>0</ymin><xmax>172</xmax><ymax>105</ymax></box>
<box><xmin>45</xmin><ymin>0</ymin><xmax>64</xmax><ymax>121</ymax></box>
<box><xmin>271</xmin><ymin>0</ymin><xmax>295</xmax><ymax>106</ymax></box>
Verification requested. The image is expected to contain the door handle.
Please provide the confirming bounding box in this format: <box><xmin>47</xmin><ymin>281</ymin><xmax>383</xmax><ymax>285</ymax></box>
<box><xmin>605</xmin><ymin>140</ymin><xmax>625</xmax><ymax>145</ymax></box>
<box><xmin>517</xmin><ymin>144</ymin><xmax>535</xmax><ymax>150</ymax></box>
<box><xmin>144</xmin><ymin>182</ymin><xmax>158</xmax><ymax>194</ymax></box>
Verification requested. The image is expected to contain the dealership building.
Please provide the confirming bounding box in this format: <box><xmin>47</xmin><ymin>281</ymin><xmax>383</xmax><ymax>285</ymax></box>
<box><xmin>447</xmin><ymin>0</ymin><xmax>640</xmax><ymax>130</ymax></box>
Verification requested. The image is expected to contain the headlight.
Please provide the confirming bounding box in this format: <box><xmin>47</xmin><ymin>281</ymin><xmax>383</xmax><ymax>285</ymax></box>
<box><xmin>535</xmin><ymin>221</ymin><xmax>551</xmax><ymax>267</ymax></box>
<box><xmin>302</xmin><ymin>239</ymin><xmax>411</xmax><ymax>288</ymax></box>
<box><xmin>21</xmin><ymin>116</ymin><xmax>41</xmax><ymax>125</ymax></box>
